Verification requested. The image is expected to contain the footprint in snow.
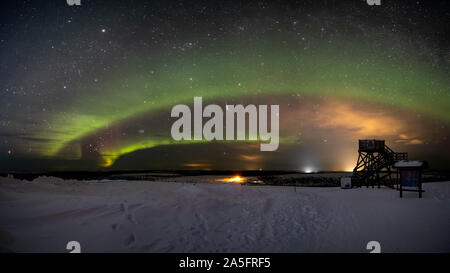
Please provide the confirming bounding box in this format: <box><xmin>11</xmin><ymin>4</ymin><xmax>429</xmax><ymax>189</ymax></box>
<box><xmin>124</xmin><ymin>234</ymin><xmax>136</xmax><ymax>248</ymax></box>
<box><xmin>120</xmin><ymin>201</ymin><xmax>128</xmax><ymax>213</ymax></box>
<box><xmin>126</xmin><ymin>213</ymin><xmax>137</xmax><ymax>224</ymax></box>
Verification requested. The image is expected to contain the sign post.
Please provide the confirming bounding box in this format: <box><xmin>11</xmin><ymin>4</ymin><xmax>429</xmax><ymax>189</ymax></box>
<box><xmin>394</xmin><ymin>161</ymin><xmax>426</xmax><ymax>198</ymax></box>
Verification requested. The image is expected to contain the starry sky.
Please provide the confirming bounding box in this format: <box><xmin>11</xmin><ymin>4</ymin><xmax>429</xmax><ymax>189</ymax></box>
<box><xmin>1</xmin><ymin>0</ymin><xmax>449</xmax><ymax>171</ymax></box>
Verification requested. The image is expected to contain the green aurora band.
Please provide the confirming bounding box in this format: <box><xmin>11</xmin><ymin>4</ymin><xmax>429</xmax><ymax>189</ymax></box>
<box><xmin>33</xmin><ymin>34</ymin><xmax>450</xmax><ymax>166</ymax></box>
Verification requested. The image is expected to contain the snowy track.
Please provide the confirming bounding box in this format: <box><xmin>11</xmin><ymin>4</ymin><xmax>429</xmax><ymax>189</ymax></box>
<box><xmin>0</xmin><ymin>177</ymin><xmax>449</xmax><ymax>253</ymax></box>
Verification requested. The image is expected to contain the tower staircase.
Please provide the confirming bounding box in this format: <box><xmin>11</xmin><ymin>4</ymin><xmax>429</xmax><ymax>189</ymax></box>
<box><xmin>352</xmin><ymin>140</ymin><xmax>408</xmax><ymax>188</ymax></box>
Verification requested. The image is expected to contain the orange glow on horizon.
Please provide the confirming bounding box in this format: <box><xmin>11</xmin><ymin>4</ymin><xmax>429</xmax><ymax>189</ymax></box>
<box><xmin>217</xmin><ymin>175</ymin><xmax>246</xmax><ymax>183</ymax></box>
<box><xmin>184</xmin><ymin>163</ymin><xmax>210</xmax><ymax>168</ymax></box>
<box><xmin>228</xmin><ymin>176</ymin><xmax>243</xmax><ymax>183</ymax></box>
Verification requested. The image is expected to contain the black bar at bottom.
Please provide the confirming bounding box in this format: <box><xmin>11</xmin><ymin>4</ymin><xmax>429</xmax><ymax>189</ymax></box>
<box><xmin>1</xmin><ymin>253</ymin><xmax>448</xmax><ymax>272</ymax></box>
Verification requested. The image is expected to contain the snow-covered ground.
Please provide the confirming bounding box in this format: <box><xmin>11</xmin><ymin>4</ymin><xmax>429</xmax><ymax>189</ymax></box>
<box><xmin>0</xmin><ymin>176</ymin><xmax>449</xmax><ymax>253</ymax></box>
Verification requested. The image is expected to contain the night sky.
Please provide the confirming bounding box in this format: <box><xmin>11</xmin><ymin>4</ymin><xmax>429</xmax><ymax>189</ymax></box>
<box><xmin>1</xmin><ymin>0</ymin><xmax>449</xmax><ymax>171</ymax></box>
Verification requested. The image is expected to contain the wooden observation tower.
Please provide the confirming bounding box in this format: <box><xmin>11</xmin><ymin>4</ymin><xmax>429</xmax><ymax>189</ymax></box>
<box><xmin>352</xmin><ymin>140</ymin><xmax>408</xmax><ymax>188</ymax></box>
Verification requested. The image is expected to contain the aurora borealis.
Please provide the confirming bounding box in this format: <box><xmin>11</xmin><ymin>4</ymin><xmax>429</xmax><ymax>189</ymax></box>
<box><xmin>1</xmin><ymin>0</ymin><xmax>449</xmax><ymax>171</ymax></box>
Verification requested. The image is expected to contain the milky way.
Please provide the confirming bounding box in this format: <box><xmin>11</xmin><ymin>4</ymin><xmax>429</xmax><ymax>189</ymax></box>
<box><xmin>1</xmin><ymin>0</ymin><xmax>449</xmax><ymax>171</ymax></box>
